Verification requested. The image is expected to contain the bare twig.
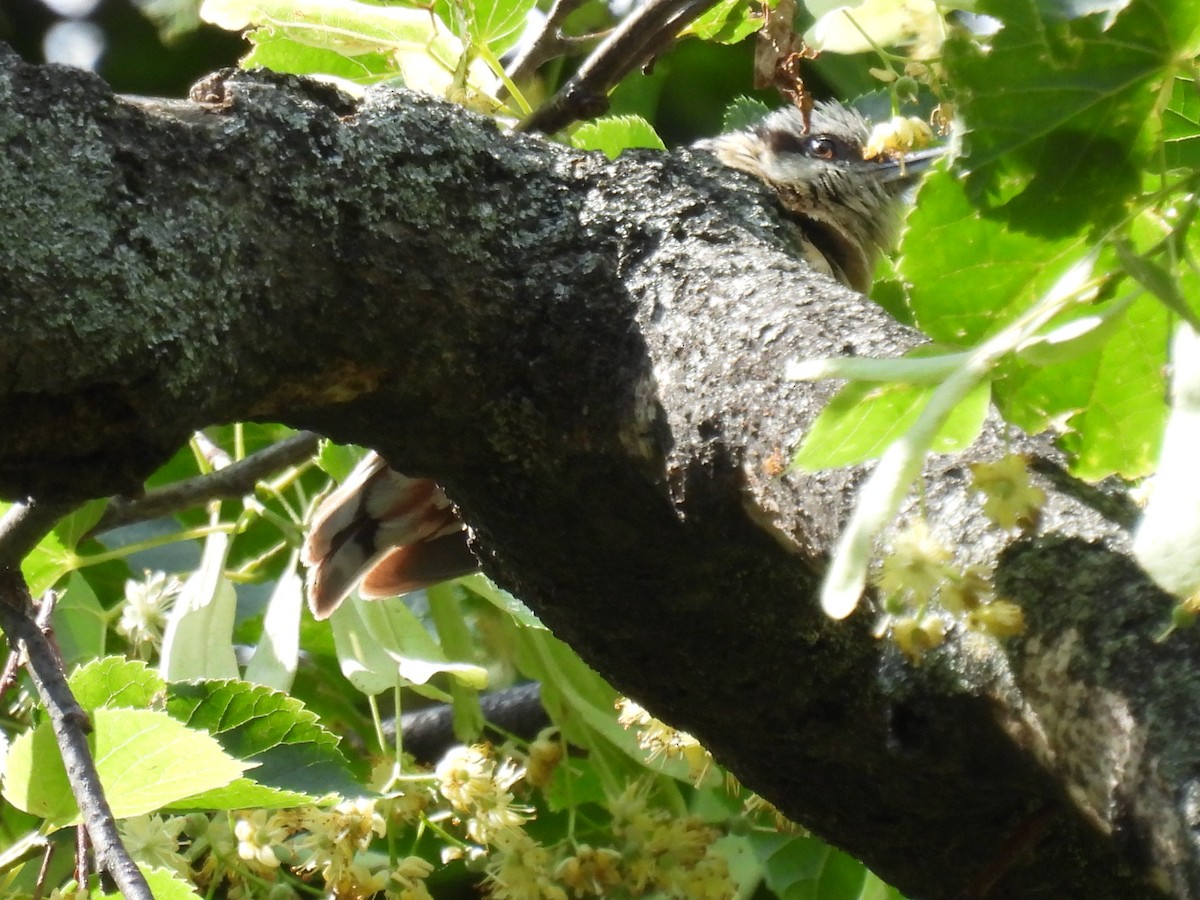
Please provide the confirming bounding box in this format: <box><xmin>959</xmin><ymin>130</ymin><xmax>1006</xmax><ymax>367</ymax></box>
<box><xmin>74</xmin><ymin>827</ymin><xmax>90</xmax><ymax>893</ymax></box>
<box><xmin>0</xmin><ymin>590</ymin><xmax>54</xmax><ymax>705</ymax></box>
<box><xmin>516</xmin><ymin>0</ymin><xmax>724</xmax><ymax>134</ymax></box>
<box><xmin>94</xmin><ymin>431</ymin><xmax>320</xmax><ymax>533</ymax></box>
<box><xmin>504</xmin><ymin>0</ymin><xmax>593</xmax><ymax>88</ymax></box>
<box><xmin>0</xmin><ymin>569</ymin><xmax>152</xmax><ymax>900</ymax></box>
<box><xmin>33</xmin><ymin>840</ymin><xmax>54</xmax><ymax>900</ymax></box>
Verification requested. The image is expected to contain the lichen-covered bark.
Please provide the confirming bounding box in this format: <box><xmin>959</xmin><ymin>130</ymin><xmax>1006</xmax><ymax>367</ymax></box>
<box><xmin>2</xmin><ymin>45</ymin><xmax>1198</xmax><ymax>898</ymax></box>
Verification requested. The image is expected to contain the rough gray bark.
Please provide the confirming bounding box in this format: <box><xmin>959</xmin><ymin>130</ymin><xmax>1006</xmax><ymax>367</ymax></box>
<box><xmin>2</xmin><ymin>47</ymin><xmax>1198</xmax><ymax>899</ymax></box>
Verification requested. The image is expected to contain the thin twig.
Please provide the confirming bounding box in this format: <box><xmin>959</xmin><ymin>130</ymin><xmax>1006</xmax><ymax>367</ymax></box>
<box><xmin>516</xmin><ymin>0</ymin><xmax>724</xmax><ymax>134</ymax></box>
<box><xmin>0</xmin><ymin>590</ymin><xmax>54</xmax><ymax>705</ymax></box>
<box><xmin>94</xmin><ymin>431</ymin><xmax>321</xmax><ymax>533</ymax></box>
<box><xmin>74</xmin><ymin>826</ymin><xmax>89</xmax><ymax>892</ymax></box>
<box><xmin>504</xmin><ymin>0</ymin><xmax>592</xmax><ymax>88</ymax></box>
<box><xmin>32</xmin><ymin>840</ymin><xmax>54</xmax><ymax>900</ymax></box>
<box><xmin>0</xmin><ymin>569</ymin><xmax>152</xmax><ymax>900</ymax></box>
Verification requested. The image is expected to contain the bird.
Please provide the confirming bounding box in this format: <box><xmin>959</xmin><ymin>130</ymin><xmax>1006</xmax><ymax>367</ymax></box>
<box><xmin>696</xmin><ymin>101</ymin><xmax>941</xmax><ymax>293</ymax></box>
<box><xmin>302</xmin><ymin>100</ymin><xmax>941</xmax><ymax>619</ymax></box>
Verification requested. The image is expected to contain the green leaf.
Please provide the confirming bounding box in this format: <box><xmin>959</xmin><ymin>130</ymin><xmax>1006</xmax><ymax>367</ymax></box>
<box><xmin>946</xmin><ymin>0</ymin><xmax>1175</xmax><ymax>177</ymax></box>
<box><xmin>94</xmin><ymin>865</ymin><xmax>202</xmax><ymax>900</ymax></box>
<box><xmin>437</xmin><ymin>0</ymin><xmax>537</xmax><ymax>56</ymax></box>
<box><xmin>165</xmin><ymin>678</ymin><xmax>362</xmax><ymax>802</ymax></box>
<box><xmin>330</xmin><ymin>594</ymin><xmax>488</xmax><ymax>696</ymax></box>
<box><xmin>242</xmin><ymin>33</ymin><xmax>395</xmax><ymax>84</ymax></box>
<box><xmin>793</xmin><ymin>376</ymin><xmax>991</xmax><ymax>471</ymax></box>
<box><xmin>571</xmin><ymin>116</ymin><xmax>667</xmax><ymax>160</ymax></box>
<box><xmin>722</xmin><ymin>96</ymin><xmax>771</xmax><ymax>133</ymax></box>
<box><xmin>1134</xmin><ymin>322</ymin><xmax>1200</xmax><ymax>596</ymax></box>
<box><xmin>3</xmin><ymin>708</ymin><xmax>249</xmax><ymax>827</ymax></box>
<box><xmin>52</xmin><ymin>573</ymin><xmax>109</xmax><ymax>668</ymax></box>
<box><xmin>243</xmin><ymin>552</ymin><xmax>304</xmax><ymax>692</ymax></box>
<box><xmin>750</xmin><ymin>831</ymin><xmax>887</xmax><ymax>900</ymax></box>
<box><xmin>426</xmin><ymin>583</ymin><xmax>486</xmax><ymax>742</ymax></box>
<box><xmin>316</xmin><ymin>440</ymin><xmax>367</xmax><ymax>483</ymax></box>
<box><xmin>515</xmin><ymin>630</ymin><xmax>710</xmax><ymax>790</ymax></box>
<box><xmin>683</xmin><ymin>0</ymin><xmax>763</xmax><ymax>44</ymax></box>
<box><xmin>68</xmin><ymin>657</ymin><xmax>165</xmax><ymax>712</ymax></box>
<box><xmin>1067</xmin><ymin>292</ymin><xmax>1168</xmax><ymax>479</ymax></box>
<box><xmin>53</xmin><ymin>499</ymin><xmax>109</xmax><ymax>551</ymax></box>
<box><xmin>1163</xmin><ymin>72</ymin><xmax>1200</xmax><ymax>172</ymax></box>
<box><xmin>459</xmin><ymin>573</ymin><xmax>546</xmax><ymax>629</ymax></box>
<box><xmin>20</xmin><ymin>527</ymin><xmax>75</xmax><ymax>597</ymax></box>
<box><xmin>159</xmin><ymin>529</ymin><xmax>239</xmax><ymax>681</ymax></box>
<box><xmin>899</xmin><ymin>170</ymin><xmax>1088</xmax><ymax>345</ymax></box>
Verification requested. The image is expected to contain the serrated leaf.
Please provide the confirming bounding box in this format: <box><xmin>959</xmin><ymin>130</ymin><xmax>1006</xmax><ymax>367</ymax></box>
<box><xmin>571</xmin><ymin>116</ymin><xmax>666</xmax><ymax>160</ymax></box>
<box><xmin>793</xmin><ymin>377</ymin><xmax>990</xmax><ymax>471</ymax></box>
<box><xmin>165</xmin><ymin>678</ymin><xmax>362</xmax><ymax>801</ymax></box>
<box><xmin>722</xmin><ymin>96</ymin><xmax>771</xmax><ymax>133</ymax></box>
<box><xmin>946</xmin><ymin>0</ymin><xmax>1173</xmax><ymax>175</ymax></box>
<box><xmin>68</xmin><ymin>657</ymin><xmax>165</xmax><ymax>712</ymax></box>
<box><xmin>3</xmin><ymin>708</ymin><xmax>249</xmax><ymax>827</ymax></box>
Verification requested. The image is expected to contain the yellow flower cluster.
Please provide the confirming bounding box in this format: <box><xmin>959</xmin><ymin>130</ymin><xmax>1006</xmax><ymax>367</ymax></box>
<box><xmin>874</xmin><ymin>516</ymin><xmax>1027</xmax><ymax>661</ymax></box>
<box><xmin>616</xmin><ymin>698</ymin><xmax>713</xmax><ymax>785</ymax></box>
<box><xmin>435</xmin><ymin>743</ymin><xmax>534</xmax><ymax>846</ymax></box>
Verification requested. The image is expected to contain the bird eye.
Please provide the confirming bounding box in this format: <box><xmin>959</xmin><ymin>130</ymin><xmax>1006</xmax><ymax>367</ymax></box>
<box><xmin>805</xmin><ymin>136</ymin><xmax>839</xmax><ymax>160</ymax></box>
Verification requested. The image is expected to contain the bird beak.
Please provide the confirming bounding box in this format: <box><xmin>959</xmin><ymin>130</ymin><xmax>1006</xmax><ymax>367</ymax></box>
<box><xmin>869</xmin><ymin>146</ymin><xmax>945</xmax><ymax>189</ymax></box>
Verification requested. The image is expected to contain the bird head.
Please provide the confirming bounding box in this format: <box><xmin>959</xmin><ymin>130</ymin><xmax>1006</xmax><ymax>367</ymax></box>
<box><xmin>700</xmin><ymin>101</ymin><xmax>941</xmax><ymax>293</ymax></box>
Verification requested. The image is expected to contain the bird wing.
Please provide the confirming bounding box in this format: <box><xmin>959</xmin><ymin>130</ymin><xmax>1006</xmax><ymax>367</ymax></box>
<box><xmin>302</xmin><ymin>452</ymin><xmax>475</xmax><ymax>619</ymax></box>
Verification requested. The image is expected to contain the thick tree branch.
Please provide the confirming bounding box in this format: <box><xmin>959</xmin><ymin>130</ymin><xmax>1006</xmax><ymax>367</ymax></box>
<box><xmin>1</xmin><ymin>49</ymin><xmax>1196</xmax><ymax>898</ymax></box>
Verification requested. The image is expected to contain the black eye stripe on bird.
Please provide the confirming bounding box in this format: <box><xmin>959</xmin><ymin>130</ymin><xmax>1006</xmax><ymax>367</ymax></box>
<box><xmin>302</xmin><ymin>101</ymin><xmax>941</xmax><ymax>620</ymax></box>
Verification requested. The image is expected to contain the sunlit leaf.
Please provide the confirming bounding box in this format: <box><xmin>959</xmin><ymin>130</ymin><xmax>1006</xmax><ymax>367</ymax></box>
<box><xmin>571</xmin><ymin>116</ymin><xmax>666</xmax><ymax>160</ymax></box>
<box><xmin>166</xmin><ymin>678</ymin><xmax>362</xmax><ymax>802</ymax></box>
<box><xmin>244</xmin><ymin>552</ymin><xmax>304</xmax><ymax>691</ymax></box>
<box><xmin>69</xmin><ymin>657</ymin><xmax>165</xmax><ymax>712</ymax></box>
<box><xmin>95</xmin><ymin>865</ymin><xmax>201</xmax><ymax>900</ymax></box>
<box><xmin>684</xmin><ymin>0</ymin><xmax>764</xmax><ymax>44</ymax></box>
<box><xmin>159</xmin><ymin>529</ymin><xmax>239</xmax><ymax>681</ymax></box>
<box><xmin>793</xmin><ymin>377</ymin><xmax>990</xmax><ymax>471</ymax></box>
<box><xmin>3</xmin><ymin>709</ymin><xmax>249</xmax><ymax>827</ymax></box>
